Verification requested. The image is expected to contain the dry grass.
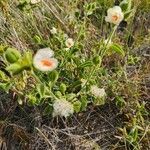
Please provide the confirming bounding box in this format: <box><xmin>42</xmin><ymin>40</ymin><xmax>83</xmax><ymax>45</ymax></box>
<box><xmin>0</xmin><ymin>0</ymin><xmax>150</xmax><ymax>150</ymax></box>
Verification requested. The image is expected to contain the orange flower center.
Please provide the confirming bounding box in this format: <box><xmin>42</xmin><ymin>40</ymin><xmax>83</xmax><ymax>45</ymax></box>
<box><xmin>112</xmin><ymin>15</ymin><xmax>118</xmax><ymax>21</ymax></box>
<box><xmin>41</xmin><ymin>59</ymin><xmax>53</xmax><ymax>67</ymax></box>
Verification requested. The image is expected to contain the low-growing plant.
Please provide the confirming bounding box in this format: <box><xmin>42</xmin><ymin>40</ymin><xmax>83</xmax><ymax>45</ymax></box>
<box><xmin>0</xmin><ymin>0</ymin><xmax>134</xmax><ymax>118</ymax></box>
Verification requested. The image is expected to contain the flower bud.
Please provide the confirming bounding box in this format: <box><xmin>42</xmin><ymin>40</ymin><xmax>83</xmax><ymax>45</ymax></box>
<box><xmin>5</xmin><ymin>48</ymin><xmax>21</xmax><ymax>63</ymax></box>
<box><xmin>60</xmin><ymin>83</ymin><xmax>67</xmax><ymax>93</ymax></box>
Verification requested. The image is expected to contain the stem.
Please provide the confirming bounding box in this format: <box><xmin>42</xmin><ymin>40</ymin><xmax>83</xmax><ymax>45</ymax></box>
<box><xmin>100</xmin><ymin>25</ymin><xmax>117</xmax><ymax>57</ymax></box>
<box><xmin>71</xmin><ymin>25</ymin><xmax>118</xmax><ymax>100</ymax></box>
<box><xmin>31</xmin><ymin>69</ymin><xmax>58</xmax><ymax>100</ymax></box>
<box><xmin>31</xmin><ymin>69</ymin><xmax>42</xmax><ymax>84</ymax></box>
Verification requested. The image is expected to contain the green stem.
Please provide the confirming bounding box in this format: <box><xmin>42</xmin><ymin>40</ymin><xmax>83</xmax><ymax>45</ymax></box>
<box><xmin>100</xmin><ymin>25</ymin><xmax>117</xmax><ymax>57</ymax></box>
<box><xmin>31</xmin><ymin>69</ymin><xmax>58</xmax><ymax>100</ymax></box>
<box><xmin>31</xmin><ymin>69</ymin><xmax>42</xmax><ymax>84</ymax></box>
<box><xmin>71</xmin><ymin>25</ymin><xmax>118</xmax><ymax>100</ymax></box>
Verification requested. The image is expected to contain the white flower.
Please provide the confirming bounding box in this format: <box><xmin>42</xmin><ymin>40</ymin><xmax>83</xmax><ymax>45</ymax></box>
<box><xmin>53</xmin><ymin>99</ymin><xmax>74</xmax><ymax>117</ymax></box>
<box><xmin>33</xmin><ymin>48</ymin><xmax>58</xmax><ymax>72</ymax></box>
<box><xmin>30</xmin><ymin>0</ymin><xmax>41</xmax><ymax>4</ymax></box>
<box><xmin>91</xmin><ymin>85</ymin><xmax>106</xmax><ymax>98</ymax></box>
<box><xmin>65</xmin><ymin>38</ymin><xmax>74</xmax><ymax>48</ymax></box>
<box><xmin>105</xmin><ymin>6</ymin><xmax>124</xmax><ymax>25</ymax></box>
<box><xmin>50</xmin><ymin>27</ymin><xmax>57</xmax><ymax>34</ymax></box>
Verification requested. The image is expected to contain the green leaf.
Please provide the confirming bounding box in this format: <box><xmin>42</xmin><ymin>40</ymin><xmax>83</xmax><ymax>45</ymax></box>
<box><xmin>69</xmin><ymin>80</ymin><xmax>82</xmax><ymax>92</ymax></box>
<box><xmin>129</xmin><ymin>127</ymin><xmax>138</xmax><ymax>142</ymax></box>
<box><xmin>85</xmin><ymin>2</ymin><xmax>97</xmax><ymax>16</ymax></box>
<box><xmin>6</xmin><ymin>63</ymin><xmax>23</xmax><ymax>75</ymax></box>
<box><xmin>60</xmin><ymin>83</ymin><xmax>67</xmax><ymax>94</ymax></box>
<box><xmin>120</xmin><ymin>0</ymin><xmax>132</xmax><ymax>12</ymax></box>
<box><xmin>0</xmin><ymin>82</ymin><xmax>11</xmax><ymax>92</ymax></box>
<box><xmin>73</xmin><ymin>101</ymin><xmax>81</xmax><ymax>113</ymax></box>
<box><xmin>66</xmin><ymin>93</ymin><xmax>76</xmax><ymax>101</ymax></box>
<box><xmin>49</xmin><ymin>70</ymin><xmax>59</xmax><ymax>83</ymax></box>
<box><xmin>124</xmin><ymin>9</ymin><xmax>134</xmax><ymax>20</ymax></box>
<box><xmin>93</xmin><ymin>97</ymin><xmax>105</xmax><ymax>106</ymax></box>
<box><xmin>33</xmin><ymin>35</ymin><xmax>42</xmax><ymax>44</ymax></box>
<box><xmin>27</xmin><ymin>94</ymin><xmax>37</xmax><ymax>105</ymax></box>
<box><xmin>79</xmin><ymin>60</ymin><xmax>93</xmax><ymax>68</ymax></box>
<box><xmin>120</xmin><ymin>0</ymin><xmax>128</xmax><ymax>12</ymax></box>
<box><xmin>115</xmin><ymin>96</ymin><xmax>126</xmax><ymax>108</ymax></box>
<box><xmin>55</xmin><ymin>91</ymin><xmax>62</xmax><ymax>98</ymax></box>
<box><xmin>5</xmin><ymin>48</ymin><xmax>21</xmax><ymax>63</ymax></box>
<box><xmin>110</xmin><ymin>44</ymin><xmax>125</xmax><ymax>56</ymax></box>
<box><xmin>93</xmin><ymin>56</ymin><xmax>101</xmax><ymax>65</ymax></box>
<box><xmin>20</xmin><ymin>51</ymin><xmax>32</xmax><ymax>69</ymax></box>
<box><xmin>75</xmin><ymin>11</ymin><xmax>80</xmax><ymax>18</ymax></box>
<box><xmin>70</xmin><ymin>47</ymin><xmax>79</xmax><ymax>54</ymax></box>
<box><xmin>0</xmin><ymin>45</ymin><xmax>7</xmax><ymax>55</ymax></box>
<box><xmin>72</xmin><ymin>57</ymin><xmax>81</xmax><ymax>66</ymax></box>
<box><xmin>37</xmin><ymin>84</ymin><xmax>46</xmax><ymax>98</ymax></box>
<box><xmin>0</xmin><ymin>70</ymin><xmax>7</xmax><ymax>80</ymax></box>
<box><xmin>80</xmin><ymin>96</ymin><xmax>88</xmax><ymax>111</ymax></box>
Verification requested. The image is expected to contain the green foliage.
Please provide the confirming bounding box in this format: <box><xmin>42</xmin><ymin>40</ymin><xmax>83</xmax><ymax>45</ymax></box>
<box><xmin>79</xmin><ymin>60</ymin><xmax>93</xmax><ymax>68</ymax></box>
<box><xmin>120</xmin><ymin>0</ymin><xmax>132</xmax><ymax>12</ymax></box>
<box><xmin>115</xmin><ymin>96</ymin><xmax>126</xmax><ymax>108</ymax></box>
<box><xmin>49</xmin><ymin>70</ymin><xmax>59</xmax><ymax>83</ymax></box>
<box><xmin>0</xmin><ymin>82</ymin><xmax>12</xmax><ymax>92</ymax></box>
<box><xmin>84</xmin><ymin>2</ymin><xmax>97</xmax><ymax>16</ymax></box>
<box><xmin>80</xmin><ymin>96</ymin><xmax>88</xmax><ymax>111</ymax></box>
<box><xmin>73</xmin><ymin>101</ymin><xmax>81</xmax><ymax>113</ymax></box>
<box><xmin>110</xmin><ymin>44</ymin><xmax>125</xmax><ymax>56</ymax></box>
<box><xmin>21</xmin><ymin>51</ymin><xmax>32</xmax><ymax>69</ymax></box>
<box><xmin>93</xmin><ymin>56</ymin><xmax>101</xmax><ymax>65</ymax></box>
<box><xmin>36</xmin><ymin>83</ymin><xmax>46</xmax><ymax>99</ymax></box>
<box><xmin>0</xmin><ymin>1</ymin><xmax>149</xmax><ymax>149</ymax></box>
<box><xmin>5</xmin><ymin>50</ymin><xmax>32</xmax><ymax>75</ymax></box>
<box><xmin>6</xmin><ymin>62</ymin><xmax>23</xmax><ymax>75</ymax></box>
<box><xmin>0</xmin><ymin>45</ymin><xmax>7</xmax><ymax>55</ymax></box>
<box><xmin>5</xmin><ymin>48</ymin><xmax>21</xmax><ymax>63</ymax></box>
<box><xmin>93</xmin><ymin>97</ymin><xmax>106</xmax><ymax>106</ymax></box>
<box><xmin>60</xmin><ymin>83</ymin><xmax>67</xmax><ymax>94</ymax></box>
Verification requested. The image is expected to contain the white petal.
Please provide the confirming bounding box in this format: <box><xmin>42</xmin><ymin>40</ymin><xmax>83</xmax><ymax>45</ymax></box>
<box><xmin>35</xmin><ymin>48</ymin><xmax>54</xmax><ymax>59</ymax></box>
<box><xmin>33</xmin><ymin>57</ymin><xmax>58</xmax><ymax>72</ymax></box>
<box><xmin>113</xmin><ymin>6</ymin><xmax>122</xmax><ymax>12</ymax></box>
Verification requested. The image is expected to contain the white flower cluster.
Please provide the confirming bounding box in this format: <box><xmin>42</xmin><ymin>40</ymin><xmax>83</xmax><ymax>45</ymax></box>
<box><xmin>91</xmin><ymin>85</ymin><xmax>106</xmax><ymax>98</ymax></box>
<box><xmin>33</xmin><ymin>48</ymin><xmax>58</xmax><ymax>72</ymax></box>
<box><xmin>53</xmin><ymin>99</ymin><xmax>74</xmax><ymax>117</ymax></box>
